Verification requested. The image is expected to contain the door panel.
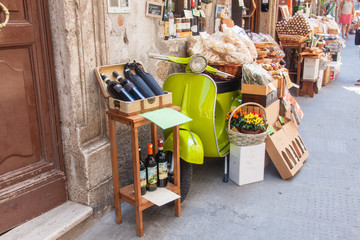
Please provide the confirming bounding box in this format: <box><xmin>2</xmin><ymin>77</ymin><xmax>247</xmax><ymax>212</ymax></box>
<box><xmin>0</xmin><ymin>0</ymin><xmax>67</xmax><ymax>233</ymax></box>
<box><xmin>0</xmin><ymin>48</ymin><xmax>41</xmax><ymax>175</ymax></box>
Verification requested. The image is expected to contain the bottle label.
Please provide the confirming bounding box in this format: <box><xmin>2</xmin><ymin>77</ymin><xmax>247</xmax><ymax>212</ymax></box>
<box><xmin>169</xmin><ymin>19</ymin><xmax>175</xmax><ymax>36</ymax></box>
<box><xmin>158</xmin><ymin>162</ymin><xmax>168</xmax><ymax>180</ymax></box>
<box><xmin>176</xmin><ymin>22</ymin><xmax>184</xmax><ymax>30</ymax></box>
<box><xmin>147</xmin><ymin>166</ymin><xmax>158</xmax><ymax>184</ymax></box>
<box><xmin>164</xmin><ymin>21</ymin><xmax>169</xmax><ymax>37</ymax></box>
<box><xmin>114</xmin><ymin>85</ymin><xmax>124</xmax><ymax>91</ymax></box>
<box><xmin>192</xmin><ymin>9</ymin><xmax>200</xmax><ymax>17</ymax></box>
<box><xmin>191</xmin><ymin>24</ymin><xmax>198</xmax><ymax>32</ymax></box>
<box><xmin>140</xmin><ymin>169</ymin><xmax>146</xmax><ymax>188</ymax></box>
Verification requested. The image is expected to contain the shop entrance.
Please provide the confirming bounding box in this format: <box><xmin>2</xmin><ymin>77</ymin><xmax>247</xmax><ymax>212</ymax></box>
<box><xmin>0</xmin><ymin>0</ymin><xmax>67</xmax><ymax>233</ymax></box>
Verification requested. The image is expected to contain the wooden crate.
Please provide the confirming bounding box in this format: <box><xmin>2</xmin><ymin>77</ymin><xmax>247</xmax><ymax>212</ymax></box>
<box><xmin>94</xmin><ymin>63</ymin><xmax>172</xmax><ymax>116</ymax></box>
<box><xmin>322</xmin><ymin>66</ymin><xmax>331</xmax><ymax>86</ymax></box>
<box><xmin>242</xmin><ymin>79</ymin><xmax>278</xmax><ymax>95</ymax></box>
<box><xmin>242</xmin><ymin>89</ymin><xmax>278</xmax><ymax>107</ymax></box>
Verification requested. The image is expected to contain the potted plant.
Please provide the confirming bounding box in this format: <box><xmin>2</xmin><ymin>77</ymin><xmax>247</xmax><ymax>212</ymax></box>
<box><xmin>226</xmin><ymin>107</ymin><xmax>267</xmax><ymax>134</ymax></box>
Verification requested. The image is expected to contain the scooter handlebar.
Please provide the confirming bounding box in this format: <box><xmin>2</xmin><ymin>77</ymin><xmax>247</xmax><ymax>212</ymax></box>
<box><xmin>148</xmin><ymin>53</ymin><xmax>169</xmax><ymax>61</ymax></box>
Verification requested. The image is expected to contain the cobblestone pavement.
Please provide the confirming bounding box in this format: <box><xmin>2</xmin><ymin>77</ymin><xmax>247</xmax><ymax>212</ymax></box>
<box><xmin>78</xmin><ymin>35</ymin><xmax>360</xmax><ymax>240</ymax></box>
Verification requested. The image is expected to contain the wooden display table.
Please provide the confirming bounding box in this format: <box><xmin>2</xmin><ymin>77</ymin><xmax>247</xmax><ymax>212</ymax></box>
<box><xmin>107</xmin><ymin>105</ymin><xmax>181</xmax><ymax>237</ymax></box>
<box><xmin>281</xmin><ymin>43</ymin><xmax>306</xmax><ymax>96</ymax></box>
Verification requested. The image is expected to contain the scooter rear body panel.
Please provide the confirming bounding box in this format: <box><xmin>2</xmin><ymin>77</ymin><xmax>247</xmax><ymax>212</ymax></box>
<box><xmin>163</xmin><ymin>73</ymin><xmax>241</xmax><ymax>161</ymax></box>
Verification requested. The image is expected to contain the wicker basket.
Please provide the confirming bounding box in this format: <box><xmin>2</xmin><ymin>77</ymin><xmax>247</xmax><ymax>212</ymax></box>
<box><xmin>208</xmin><ymin>63</ymin><xmax>242</xmax><ymax>81</ymax></box>
<box><xmin>328</xmin><ymin>28</ymin><xmax>339</xmax><ymax>35</ymax></box>
<box><xmin>227</xmin><ymin>102</ymin><xmax>268</xmax><ymax>146</ymax></box>
<box><xmin>278</xmin><ymin>34</ymin><xmax>308</xmax><ymax>44</ymax></box>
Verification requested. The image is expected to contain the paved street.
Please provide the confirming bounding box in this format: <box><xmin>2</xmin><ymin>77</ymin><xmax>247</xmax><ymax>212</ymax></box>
<box><xmin>77</xmin><ymin>35</ymin><xmax>360</xmax><ymax>240</ymax></box>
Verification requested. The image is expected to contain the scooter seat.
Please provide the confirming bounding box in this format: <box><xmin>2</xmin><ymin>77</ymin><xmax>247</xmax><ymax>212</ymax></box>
<box><xmin>214</xmin><ymin>77</ymin><xmax>241</xmax><ymax>94</ymax></box>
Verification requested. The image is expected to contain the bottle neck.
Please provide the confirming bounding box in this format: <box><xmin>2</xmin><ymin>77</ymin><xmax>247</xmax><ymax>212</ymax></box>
<box><xmin>104</xmin><ymin>78</ymin><xmax>111</xmax><ymax>84</ymax></box>
<box><xmin>116</xmin><ymin>75</ymin><xmax>125</xmax><ymax>84</ymax></box>
<box><xmin>184</xmin><ymin>0</ymin><xmax>188</xmax><ymax>10</ymax></box>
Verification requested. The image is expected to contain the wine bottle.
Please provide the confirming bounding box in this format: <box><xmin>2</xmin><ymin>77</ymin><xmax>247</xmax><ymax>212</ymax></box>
<box><xmin>100</xmin><ymin>73</ymin><xmax>120</xmax><ymax>99</ymax></box>
<box><xmin>184</xmin><ymin>0</ymin><xmax>188</xmax><ymax>10</ymax></box>
<box><xmin>261</xmin><ymin>0</ymin><xmax>269</xmax><ymax>12</ymax></box>
<box><xmin>100</xmin><ymin>73</ymin><xmax>135</xmax><ymax>101</ymax></box>
<box><xmin>112</xmin><ymin>71</ymin><xmax>145</xmax><ymax>100</ymax></box>
<box><xmin>168</xmin><ymin>0</ymin><xmax>176</xmax><ymax>39</ymax></box>
<box><xmin>145</xmin><ymin>143</ymin><xmax>158</xmax><ymax>191</ymax></box>
<box><xmin>139</xmin><ymin>147</ymin><xmax>147</xmax><ymax>196</ymax></box>
<box><xmin>197</xmin><ymin>0</ymin><xmax>204</xmax><ymax>34</ymax></box>
<box><xmin>163</xmin><ymin>0</ymin><xmax>169</xmax><ymax>40</ymax></box>
<box><xmin>132</xmin><ymin>62</ymin><xmax>165</xmax><ymax>96</ymax></box>
<box><xmin>155</xmin><ymin>139</ymin><xmax>168</xmax><ymax>187</ymax></box>
<box><xmin>190</xmin><ymin>0</ymin><xmax>198</xmax><ymax>36</ymax></box>
<box><xmin>124</xmin><ymin>64</ymin><xmax>155</xmax><ymax>98</ymax></box>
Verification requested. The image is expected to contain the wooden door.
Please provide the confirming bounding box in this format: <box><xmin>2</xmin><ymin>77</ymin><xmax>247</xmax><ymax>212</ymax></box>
<box><xmin>0</xmin><ymin>0</ymin><xmax>67</xmax><ymax>233</ymax></box>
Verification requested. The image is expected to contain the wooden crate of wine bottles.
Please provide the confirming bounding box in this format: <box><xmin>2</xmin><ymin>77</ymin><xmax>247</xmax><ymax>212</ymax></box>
<box><xmin>94</xmin><ymin>63</ymin><xmax>172</xmax><ymax>116</ymax></box>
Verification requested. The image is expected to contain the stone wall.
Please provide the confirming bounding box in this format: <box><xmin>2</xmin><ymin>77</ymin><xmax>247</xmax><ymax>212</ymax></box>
<box><xmin>258</xmin><ymin>1</ymin><xmax>279</xmax><ymax>37</ymax></box>
<box><xmin>48</xmin><ymin>0</ymin><xmax>188</xmax><ymax>213</ymax></box>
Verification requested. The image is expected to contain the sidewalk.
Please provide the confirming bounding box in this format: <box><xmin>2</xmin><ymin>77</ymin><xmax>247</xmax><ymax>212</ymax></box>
<box><xmin>77</xmin><ymin>35</ymin><xmax>360</xmax><ymax>240</ymax></box>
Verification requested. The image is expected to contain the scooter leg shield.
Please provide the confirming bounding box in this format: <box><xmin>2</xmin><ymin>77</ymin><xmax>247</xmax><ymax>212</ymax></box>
<box><xmin>163</xmin><ymin>130</ymin><xmax>204</xmax><ymax>164</ymax></box>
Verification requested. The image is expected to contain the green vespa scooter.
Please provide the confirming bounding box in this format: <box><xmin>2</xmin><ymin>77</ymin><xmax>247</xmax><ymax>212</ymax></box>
<box><xmin>150</xmin><ymin>54</ymin><xmax>241</xmax><ymax>201</ymax></box>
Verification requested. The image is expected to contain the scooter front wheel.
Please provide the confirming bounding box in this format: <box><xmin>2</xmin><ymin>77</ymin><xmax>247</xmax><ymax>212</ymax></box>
<box><xmin>166</xmin><ymin>152</ymin><xmax>193</xmax><ymax>202</ymax></box>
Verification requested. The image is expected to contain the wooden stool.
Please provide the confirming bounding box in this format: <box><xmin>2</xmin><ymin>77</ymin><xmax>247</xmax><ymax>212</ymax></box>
<box><xmin>300</xmin><ymin>78</ymin><xmax>319</xmax><ymax>98</ymax></box>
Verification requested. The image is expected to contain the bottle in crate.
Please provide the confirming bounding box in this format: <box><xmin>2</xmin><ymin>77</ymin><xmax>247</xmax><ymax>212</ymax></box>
<box><xmin>113</xmin><ymin>71</ymin><xmax>145</xmax><ymax>100</ymax></box>
<box><xmin>100</xmin><ymin>73</ymin><xmax>135</xmax><ymax>101</ymax></box>
<box><xmin>132</xmin><ymin>61</ymin><xmax>165</xmax><ymax>96</ymax></box>
<box><xmin>124</xmin><ymin>64</ymin><xmax>155</xmax><ymax>98</ymax></box>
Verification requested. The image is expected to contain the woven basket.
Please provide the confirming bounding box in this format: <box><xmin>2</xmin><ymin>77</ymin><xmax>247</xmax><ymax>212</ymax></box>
<box><xmin>278</xmin><ymin>34</ymin><xmax>308</xmax><ymax>44</ymax></box>
<box><xmin>208</xmin><ymin>63</ymin><xmax>242</xmax><ymax>81</ymax></box>
<box><xmin>227</xmin><ymin>102</ymin><xmax>268</xmax><ymax>146</ymax></box>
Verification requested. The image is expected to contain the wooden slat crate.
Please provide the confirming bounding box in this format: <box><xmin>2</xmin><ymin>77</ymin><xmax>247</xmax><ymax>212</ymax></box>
<box><xmin>94</xmin><ymin>63</ymin><xmax>172</xmax><ymax>116</ymax></box>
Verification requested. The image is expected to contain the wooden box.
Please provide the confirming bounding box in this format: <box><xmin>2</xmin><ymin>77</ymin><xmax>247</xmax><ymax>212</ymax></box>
<box><xmin>94</xmin><ymin>63</ymin><xmax>172</xmax><ymax>115</ymax></box>
<box><xmin>265</xmin><ymin>119</ymin><xmax>309</xmax><ymax>180</ymax></box>
<box><xmin>241</xmin><ymin>79</ymin><xmax>278</xmax><ymax>95</ymax></box>
<box><xmin>322</xmin><ymin>66</ymin><xmax>331</xmax><ymax>86</ymax></box>
<box><xmin>242</xmin><ymin>89</ymin><xmax>278</xmax><ymax>107</ymax></box>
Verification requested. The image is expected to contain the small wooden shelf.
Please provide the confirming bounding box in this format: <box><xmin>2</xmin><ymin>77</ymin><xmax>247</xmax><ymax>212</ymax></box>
<box><xmin>107</xmin><ymin>105</ymin><xmax>181</xmax><ymax>237</ymax></box>
<box><xmin>120</xmin><ymin>183</ymin><xmax>180</xmax><ymax>211</ymax></box>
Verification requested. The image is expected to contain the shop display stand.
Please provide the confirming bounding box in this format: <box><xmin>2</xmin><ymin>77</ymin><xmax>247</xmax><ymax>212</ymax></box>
<box><xmin>281</xmin><ymin>43</ymin><xmax>306</xmax><ymax>96</ymax></box>
<box><xmin>107</xmin><ymin>105</ymin><xmax>181</xmax><ymax>237</ymax></box>
<box><xmin>300</xmin><ymin>77</ymin><xmax>319</xmax><ymax>98</ymax></box>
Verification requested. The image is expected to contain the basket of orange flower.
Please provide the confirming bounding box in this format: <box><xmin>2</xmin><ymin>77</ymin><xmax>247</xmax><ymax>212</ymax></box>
<box><xmin>226</xmin><ymin>102</ymin><xmax>268</xmax><ymax>146</ymax></box>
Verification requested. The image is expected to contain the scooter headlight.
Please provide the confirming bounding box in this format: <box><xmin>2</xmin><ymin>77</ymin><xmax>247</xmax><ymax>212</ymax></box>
<box><xmin>189</xmin><ymin>54</ymin><xmax>208</xmax><ymax>73</ymax></box>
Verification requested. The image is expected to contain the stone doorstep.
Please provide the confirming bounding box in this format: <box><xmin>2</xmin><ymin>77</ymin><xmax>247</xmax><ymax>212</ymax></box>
<box><xmin>0</xmin><ymin>201</ymin><xmax>93</xmax><ymax>240</ymax></box>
